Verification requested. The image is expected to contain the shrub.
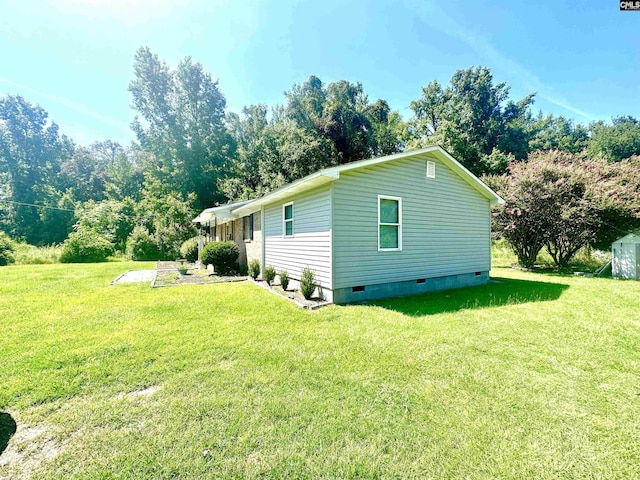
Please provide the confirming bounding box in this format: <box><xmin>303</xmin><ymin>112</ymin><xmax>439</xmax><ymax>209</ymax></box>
<box><xmin>263</xmin><ymin>265</ymin><xmax>276</xmax><ymax>286</ymax></box>
<box><xmin>12</xmin><ymin>243</ymin><xmax>61</xmax><ymax>264</ymax></box>
<box><xmin>127</xmin><ymin>226</ymin><xmax>161</xmax><ymax>261</ymax></box>
<box><xmin>248</xmin><ymin>259</ymin><xmax>261</xmax><ymax>280</ymax></box>
<box><xmin>201</xmin><ymin>241</ymin><xmax>239</xmax><ymax>275</ymax></box>
<box><xmin>178</xmin><ymin>261</ymin><xmax>189</xmax><ymax>275</ymax></box>
<box><xmin>60</xmin><ymin>228</ymin><xmax>114</xmax><ymax>263</ymax></box>
<box><xmin>300</xmin><ymin>267</ymin><xmax>316</xmax><ymax>300</ymax></box>
<box><xmin>279</xmin><ymin>270</ymin><xmax>289</xmax><ymax>291</ymax></box>
<box><xmin>0</xmin><ymin>232</ymin><xmax>16</xmax><ymax>266</ymax></box>
<box><xmin>180</xmin><ymin>237</ymin><xmax>199</xmax><ymax>262</ymax></box>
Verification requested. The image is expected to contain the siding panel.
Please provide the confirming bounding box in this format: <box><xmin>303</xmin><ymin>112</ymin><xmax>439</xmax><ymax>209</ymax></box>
<box><xmin>333</xmin><ymin>154</ymin><xmax>491</xmax><ymax>288</ymax></box>
<box><xmin>264</xmin><ymin>186</ymin><xmax>332</xmax><ymax>288</ymax></box>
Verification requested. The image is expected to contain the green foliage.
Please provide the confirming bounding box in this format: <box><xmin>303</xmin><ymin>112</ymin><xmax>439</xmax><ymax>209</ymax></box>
<box><xmin>60</xmin><ymin>227</ymin><xmax>114</xmax><ymax>263</ymax></box>
<box><xmin>279</xmin><ymin>270</ymin><xmax>289</xmax><ymax>291</ymax></box>
<box><xmin>529</xmin><ymin>114</ymin><xmax>589</xmax><ymax>154</ymax></box>
<box><xmin>408</xmin><ymin>67</ymin><xmax>535</xmax><ymax>175</ymax></box>
<box><xmin>76</xmin><ymin>199</ymin><xmax>135</xmax><ymax>252</ymax></box>
<box><xmin>0</xmin><ymin>95</ymin><xmax>76</xmax><ymax>245</ymax></box>
<box><xmin>248</xmin><ymin>259</ymin><xmax>260</xmax><ymax>280</ymax></box>
<box><xmin>180</xmin><ymin>237</ymin><xmax>199</xmax><ymax>262</ymax></box>
<box><xmin>588</xmin><ymin>116</ymin><xmax>640</xmax><ymax>162</ymax></box>
<box><xmin>126</xmin><ymin>226</ymin><xmax>160</xmax><ymax>261</ymax></box>
<box><xmin>11</xmin><ymin>243</ymin><xmax>61</xmax><ymax>264</ymax></box>
<box><xmin>129</xmin><ymin>47</ymin><xmax>233</xmax><ymax>209</ymax></box>
<box><xmin>0</xmin><ymin>232</ymin><xmax>15</xmax><ymax>266</ymax></box>
<box><xmin>201</xmin><ymin>241</ymin><xmax>239</xmax><ymax>275</ymax></box>
<box><xmin>487</xmin><ymin>151</ymin><xmax>638</xmax><ymax>268</ymax></box>
<box><xmin>263</xmin><ymin>265</ymin><xmax>276</xmax><ymax>286</ymax></box>
<box><xmin>221</xmin><ymin>75</ymin><xmax>402</xmax><ymax>200</ymax></box>
<box><xmin>300</xmin><ymin>267</ymin><xmax>316</xmax><ymax>300</ymax></box>
<box><xmin>178</xmin><ymin>261</ymin><xmax>189</xmax><ymax>275</ymax></box>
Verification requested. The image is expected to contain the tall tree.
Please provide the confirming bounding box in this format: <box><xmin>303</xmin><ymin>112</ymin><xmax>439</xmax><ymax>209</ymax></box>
<box><xmin>409</xmin><ymin>67</ymin><xmax>535</xmax><ymax>174</ymax></box>
<box><xmin>129</xmin><ymin>47</ymin><xmax>234</xmax><ymax>209</ymax></box>
<box><xmin>528</xmin><ymin>114</ymin><xmax>589</xmax><ymax>154</ymax></box>
<box><xmin>0</xmin><ymin>95</ymin><xmax>75</xmax><ymax>244</ymax></box>
<box><xmin>588</xmin><ymin>116</ymin><xmax>640</xmax><ymax>162</ymax></box>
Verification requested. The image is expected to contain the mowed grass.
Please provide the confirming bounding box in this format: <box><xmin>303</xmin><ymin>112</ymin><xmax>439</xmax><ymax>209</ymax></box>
<box><xmin>1</xmin><ymin>261</ymin><xmax>640</xmax><ymax>478</ymax></box>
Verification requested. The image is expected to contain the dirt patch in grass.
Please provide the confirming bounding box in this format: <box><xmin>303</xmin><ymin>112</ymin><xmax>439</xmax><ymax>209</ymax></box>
<box><xmin>116</xmin><ymin>386</ymin><xmax>162</xmax><ymax>400</ymax></box>
<box><xmin>0</xmin><ymin>423</ymin><xmax>65</xmax><ymax>479</ymax></box>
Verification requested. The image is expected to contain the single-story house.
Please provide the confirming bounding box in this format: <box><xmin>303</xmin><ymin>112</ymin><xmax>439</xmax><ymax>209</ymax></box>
<box><xmin>193</xmin><ymin>146</ymin><xmax>504</xmax><ymax>304</ymax></box>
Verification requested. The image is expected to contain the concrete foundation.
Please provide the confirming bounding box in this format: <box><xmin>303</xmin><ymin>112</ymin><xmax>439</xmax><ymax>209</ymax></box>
<box><xmin>331</xmin><ymin>271</ymin><xmax>489</xmax><ymax>304</ymax></box>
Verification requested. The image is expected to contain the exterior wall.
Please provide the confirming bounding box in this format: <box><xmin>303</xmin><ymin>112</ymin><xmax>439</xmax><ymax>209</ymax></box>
<box><xmin>612</xmin><ymin>241</ymin><xmax>639</xmax><ymax>280</ymax></box>
<box><xmin>244</xmin><ymin>212</ymin><xmax>262</xmax><ymax>266</ymax></box>
<box><xmin>332</xmin><ymin>153</ymin><xmax>491</xmax><ymax>290</ymax></box>
<box><xmin>263</xmin><ymin>185</ymin><xmax>332</xmax><ymax>297</ymax></box>
<box><xmin>333</xmin><ymin>271</ymin><xmax>489</xmax><ymax>304</ymax></box>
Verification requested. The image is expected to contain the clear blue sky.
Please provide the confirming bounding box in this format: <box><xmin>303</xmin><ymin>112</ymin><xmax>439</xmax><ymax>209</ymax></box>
<box><xmin>1</xmin><ymin>0</ymin><xmax>637</xmax><ymax>145</ymax></box>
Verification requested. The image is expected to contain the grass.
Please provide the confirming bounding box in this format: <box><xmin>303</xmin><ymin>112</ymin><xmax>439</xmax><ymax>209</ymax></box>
<box><xmin>1</xmin><ymin>260</ymin><xmax>639</xmax><ymax>478</ymax></box>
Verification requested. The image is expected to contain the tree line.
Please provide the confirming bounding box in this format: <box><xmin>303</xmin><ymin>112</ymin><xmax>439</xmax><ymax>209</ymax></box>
<box><xmin>1</xmin><ymin>46</ymin><xmax>640</xmax><ymax>264</ymax></box>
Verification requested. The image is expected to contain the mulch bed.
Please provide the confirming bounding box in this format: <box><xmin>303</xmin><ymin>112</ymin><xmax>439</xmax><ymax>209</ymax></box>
<box><xmin>152</xmin><ymin>262</ymin><xmax>247</xmax><ymax>287</ymax></box>
<box><xmin>249</xmin><ymin>278</ymin><xmax>331</xmax><ymax>309</ymax></box>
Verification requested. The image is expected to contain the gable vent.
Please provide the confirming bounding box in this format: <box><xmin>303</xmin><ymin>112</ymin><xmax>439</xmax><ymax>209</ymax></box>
<box><xmin>426</xmin><ymin>160</ymin><xmax>436</xmax><ymax>178</ymax></box>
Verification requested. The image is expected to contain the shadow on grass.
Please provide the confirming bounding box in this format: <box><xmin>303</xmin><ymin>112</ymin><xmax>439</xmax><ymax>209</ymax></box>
<box><xmin>0</xmin><ymin>412</ymin><xmax>16</xmax><ymax>456</ymax></box>
<box><xmin>372</xmin><ymin>277</ymin><xmax>569</xmax><ymax>317</ymax></box>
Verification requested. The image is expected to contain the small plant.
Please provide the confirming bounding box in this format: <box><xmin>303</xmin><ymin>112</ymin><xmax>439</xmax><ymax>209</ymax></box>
<box><xmin>0</xmin><ymin>232</ymin><xmax>16</xmax><ymax>266</ymax></box>
<box><xmin>300</xmin><ymin>267</ymin><xmax>316</xmax><ymax>300</ymax></box>
<box><xmin>248</xmin><ymin>259</ymin><xmax>261</xmax><ymax>280</ymax></box>
<box><xmin>179</xmin><ymin>237</ymin><xmax>199</xmax><ymax>263</ymax></box>
<box><xmin>201</xmin><ymin>241</ymin><xmax>239</xmax><ymax>275</ymax></box>
<box><xmin>60</xmin><ymin>228</ymin><xmax>114</xmax><ymax>263</ymax></box>
<box><xmin>279</xmin><ymin>270</ymin><xmax>289</xmax><ymax>291</ymax></box>
<box><xmin>178</xmin><ymin>261</ymin><xmax>189</xmax><ymax>275</ymax></box>
<box><xmin>239</xmin><ymin>263</ymin><xmax>248</xmax><ymax>276</ymax></box>
<box><xmin>263</xmin><ymin>265</ymin><xmax>276</xmax><ymax>286</ymax></box>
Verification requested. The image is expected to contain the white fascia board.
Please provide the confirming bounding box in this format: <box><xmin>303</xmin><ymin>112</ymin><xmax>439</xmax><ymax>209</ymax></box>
<box><xmin>232</xmin><ymin>172</ymin><xmax>339</xmax><ymax>217</ymax></box>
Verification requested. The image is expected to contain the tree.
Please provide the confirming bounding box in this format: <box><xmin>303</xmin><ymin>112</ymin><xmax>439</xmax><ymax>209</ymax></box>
<box><xmin>129</xmin><ymin>47</ymin><xmax>234</xmax><ymax>209</ymax></box>
<box><xmin>488</xmin><ymin>151</ymin><xmax>638</xmax><ymax>268</ymax></box>
<box><xmin>528</xmin><ymin>114</ymin><xmax>588</xmax><ymax>154</ymax></box>
<box><xmin>408</xmin><ymin>67</ymin><xmax>535</xmax><ymax>174</ymax></box>
<box><xmin>0</xmin><ymin>95</ymin><xmax>75</xmax><ymax>244</ymax></box>
<box><xmin>588</xmin><ymin>116</ymin><xmax>640</xmax><ymax>162</ymax></box>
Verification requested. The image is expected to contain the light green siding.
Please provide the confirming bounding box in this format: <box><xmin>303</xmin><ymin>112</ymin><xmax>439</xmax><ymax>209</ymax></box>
<box><xmin>332</xmin><ymin>153</ymin><xmax>491</xmax><ymax>289</ymax></box>
<box><xmin>263</xmin><ymin>185</ymin><xmax>332</xmax><ymax>289</ymax></box>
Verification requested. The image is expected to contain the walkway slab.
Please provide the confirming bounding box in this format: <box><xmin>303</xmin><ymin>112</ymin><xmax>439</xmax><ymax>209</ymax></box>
<box><xmin>112</xmin><ymin>270</ymin><xmax>156</xmax><ymax>285</ymax></box>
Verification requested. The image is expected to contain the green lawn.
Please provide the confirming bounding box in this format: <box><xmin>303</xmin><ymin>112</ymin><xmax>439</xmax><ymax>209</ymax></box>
<box><xmin>1</xmin><ymin>261</ymin><xmax>639</xmax><ymax>478</ymax></box>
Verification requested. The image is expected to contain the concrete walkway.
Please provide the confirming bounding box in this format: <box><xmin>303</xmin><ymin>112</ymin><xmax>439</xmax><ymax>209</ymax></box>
<box><xmin>112</xmin><ymin>270</ymin><xmax>156</xmax><ymax>284</ymax></box>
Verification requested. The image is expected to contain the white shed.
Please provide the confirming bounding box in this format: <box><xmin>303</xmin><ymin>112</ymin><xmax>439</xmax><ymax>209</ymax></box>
<box><xmin>612</xmin><ymin>234</ymin><xmax>640</xmax><ymax>280</ymax></box>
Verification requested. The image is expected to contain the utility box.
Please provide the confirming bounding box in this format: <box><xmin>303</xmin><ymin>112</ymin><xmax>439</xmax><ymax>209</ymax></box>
<box><xmin>612</xmin><ymin>234</ymin><xmax>640</xmax><ymax>280</ymax></box>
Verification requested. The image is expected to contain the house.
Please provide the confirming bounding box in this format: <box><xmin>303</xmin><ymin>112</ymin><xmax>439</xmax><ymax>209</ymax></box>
<box><xmin>612</xmin><ymin>234</ymin><xmax>640</xmax><ymax>280</ymax></box>
<box><xmin>193</xmin><ymin>146</ymin><xmax>504</xmax><ymax>304</ymax></box>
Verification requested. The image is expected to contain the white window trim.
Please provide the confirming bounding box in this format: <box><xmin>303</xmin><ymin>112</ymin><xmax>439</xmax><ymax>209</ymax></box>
<box><xmin>378</xmin><ymin>195</ymin><xmax>402</xmax><ymax>251</ymax></box>
<box><xmin>283</xmin><ymin>201</ymin><xmax>294</xmax><ymax>238</ymax></box>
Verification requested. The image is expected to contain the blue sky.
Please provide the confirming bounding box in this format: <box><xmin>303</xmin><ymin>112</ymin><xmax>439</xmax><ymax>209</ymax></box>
<box><xmin>1</xmin><ymin>0</ymin><xmax>638</xmax><ymax>145</ymax></box>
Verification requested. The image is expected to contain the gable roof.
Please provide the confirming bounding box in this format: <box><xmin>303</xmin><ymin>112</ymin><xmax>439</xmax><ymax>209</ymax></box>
<box><xmin>613</xmin><ymin>233</ymin><xmax>640</xmax><ymax>245</ymax></box>
<box><xmin>231</xmin><ymin>146</ymin><xmax>503</xmax><ymax>217</ymax></box>
<box><xmin>192</xmin><ymin>199</ymin><xmax>251</xmax><ymax>224</ymax></box>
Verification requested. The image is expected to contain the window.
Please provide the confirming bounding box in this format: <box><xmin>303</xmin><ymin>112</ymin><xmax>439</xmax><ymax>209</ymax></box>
<box><xmin>426</xmin><ymin>160</ymin><xmax>436</xmax><ymax>178</ymax></box>
<box><xmin>243</xmin><ymin>214</ymin><xmax>254</xmax><ymax>241</ymax></box>
<box><xmin>378</xmin><ymin>195</ymin><xmax>402</xmax><ymax>251</ymax></box>
<box><xmin>283</xmin><ymin>202</ymin><xmax>294</xmax><ymax>237</ymax></box>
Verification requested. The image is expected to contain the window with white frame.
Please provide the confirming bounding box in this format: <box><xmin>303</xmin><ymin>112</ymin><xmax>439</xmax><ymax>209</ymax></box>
<box><xmin>283</xmin><ymin>202</ymin><xmax>294</xmax><ymax>237</ymax></box>
<box><xmin>378</xmin><ymin>195</ymin><xmax>402</xmax><ymax>251</ymax></box>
